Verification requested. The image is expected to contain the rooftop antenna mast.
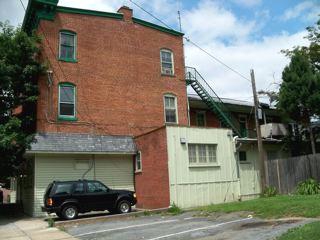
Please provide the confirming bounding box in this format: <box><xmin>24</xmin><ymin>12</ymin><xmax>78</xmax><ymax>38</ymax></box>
<box><xmin>178</xmin><ymin>10</ymin><xmax>182</xmax><ymax>32</ymax></box>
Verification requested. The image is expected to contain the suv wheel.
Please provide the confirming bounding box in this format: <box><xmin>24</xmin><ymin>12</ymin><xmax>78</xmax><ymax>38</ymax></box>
<box><xmin>117</xmin><ymin>200</ymin><xmax>131</xmax><ymax>214</ymax></box>
<box><xmin>62</xmin><ymin>205</ymin><xmax>78</xmax><ymax>220</ymax></box>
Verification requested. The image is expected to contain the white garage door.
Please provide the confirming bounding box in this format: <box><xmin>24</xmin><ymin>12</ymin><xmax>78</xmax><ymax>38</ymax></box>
<box><xmin>32</xmin><ymin>154</ymin><xmax>134</xmax><ymax>216</ymax></box>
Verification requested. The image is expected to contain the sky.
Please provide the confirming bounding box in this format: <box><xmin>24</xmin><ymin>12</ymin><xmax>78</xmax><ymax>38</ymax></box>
<box><xmin>0</xmin><ymin>0</ymin><xmax>319</xmax><ymax>103</ymax></box>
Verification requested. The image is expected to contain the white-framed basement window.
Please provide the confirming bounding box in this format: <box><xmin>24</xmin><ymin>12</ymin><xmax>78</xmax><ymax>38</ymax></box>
<box><xmin>188</xmin><ymin>144</ymin><xmax>217</xmax><ymax>166</ymax></box>
<box><xmin>135</xmin><ymin>151</ymin><xmax>142</xmax><ymax>172</ymax></box>
<box><xmin>164</xmin><ymin>95</ymin><xmax>178</xmax><ymax>124</ymax></box>
<box><xmin>160</xmin><ymin>49</ymin><xmax>174</xmax><ymax>75</ymax></box>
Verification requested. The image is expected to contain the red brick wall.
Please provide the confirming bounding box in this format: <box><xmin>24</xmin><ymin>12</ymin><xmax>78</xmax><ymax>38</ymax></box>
<box><xmin>189</xmin><ymin>108</ymin><xmax>220</xmax><ymax>128</ymax></box>
<box><xmin>36</xmin><ymin>11</ymin><xmax>188</xmax><ymax>136</ymax></box>
<box><xmin>134</xmin><ymin>126</ymin><xmax>169</xmax><ymax>209</ymax></box>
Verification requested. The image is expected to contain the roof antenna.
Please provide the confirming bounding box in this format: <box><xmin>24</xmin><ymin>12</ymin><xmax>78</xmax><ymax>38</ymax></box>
<box><xmin>177</xmin><ymin>10</ymin><xmax>182</xmax><ymax>32</ymax></box>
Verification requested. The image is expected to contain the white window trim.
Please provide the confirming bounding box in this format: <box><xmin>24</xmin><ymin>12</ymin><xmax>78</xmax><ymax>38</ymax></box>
<box><xmin>160</xmin><ymin>49</ymin><xmax>174</xmax><ymax>76</ymax></box>
<box><xmin>135</xmin><ymin>151</ymin><xmax>142</xmax><ymax>172</ymax></box>
<box><xmin>163</xmin><ymin>94</ymin><xmax>178</xmax><ymax>124</ymax></box>
<box><xmin>58</xmin><ymin>84</ymin><xmax>76</xmax><ymax>118</ymax></box>
<box><xmin>196</xmin><ymin>111</ymin><xmax>206</xmax><ymax>127</ymax></box>
<box><xmin>59</xmin><ymin>31</ymin><xmax>77</xmax><ymax>60</ymax></box>
<box><xmin>188</xmin><ymin>143</ymin><xmax>219</xmax><ymax>167</ymax></box>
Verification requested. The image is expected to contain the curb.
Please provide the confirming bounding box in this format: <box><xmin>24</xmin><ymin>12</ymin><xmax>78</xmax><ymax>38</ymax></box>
<box><xmin>54</xmin><ymin>207</ymin><xmax>170</xmax><ymax>227</ymax></box>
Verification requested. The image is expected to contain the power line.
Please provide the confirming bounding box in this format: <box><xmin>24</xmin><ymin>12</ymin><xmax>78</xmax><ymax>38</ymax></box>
<box><xmin>128</xmin><ymin>0</ymin><xmax>251</xmax><ymax>83</ymax></box>
<box><xmin>19</xmin><ymin>0</ymin><xmax>26</xmax><ymax>10</ymax></box>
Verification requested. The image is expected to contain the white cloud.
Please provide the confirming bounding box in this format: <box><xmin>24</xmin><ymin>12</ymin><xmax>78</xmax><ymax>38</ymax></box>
<box><xmin>183</xmin><ymin>0</ymin><xmax>256</xmax><ymax>44</ymax></box>
<box><xmin>231</xmin><ymin>0</ymin><xmax>262</xmax><ymax>8</ymax></box>
<box><xmin>182</xmin><ymin>1</ymin><xmax>310</xmax><ymax>101</ymax></box>
<box><xmin>282</xmin><ymin>1</ymin><xmax>320</xmax><ymax>22</ymax></box>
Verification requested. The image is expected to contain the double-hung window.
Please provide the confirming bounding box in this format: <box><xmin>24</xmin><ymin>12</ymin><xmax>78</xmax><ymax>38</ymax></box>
<box><xmin>58</xmin><ymin>83</ymin><xmax>76</xmax><ymax>120</ymax></box>
<box><xmin>160</xmin><ymin>49</ymin><xmax>174</xmax><ymax>75</ymax></box>
<box><xmin>188</xmin><ymin>144</ymin><xmax>217</xmax><ymax>166</ymax></box>
<box><xmin>59</xmin><ymin>31</ymin><xmax>76</xmax><ymax>62</ymax></box>
<box><xmin>164</xmin><ymin>95</ymin><xmax>177</xmax><ymax>123</ymax></box>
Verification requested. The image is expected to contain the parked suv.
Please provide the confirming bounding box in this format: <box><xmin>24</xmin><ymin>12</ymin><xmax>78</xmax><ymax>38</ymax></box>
<box><xmin>42</xmin><ymin>180</ymin><xmax>137</xmax><ymax>220</ymax></box>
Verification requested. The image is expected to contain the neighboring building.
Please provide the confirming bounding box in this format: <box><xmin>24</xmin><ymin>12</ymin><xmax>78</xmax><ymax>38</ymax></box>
<box><xmin>20</xmin><ymin>0</ymin><xmax>288</xmax><ymax>216</ymax></box>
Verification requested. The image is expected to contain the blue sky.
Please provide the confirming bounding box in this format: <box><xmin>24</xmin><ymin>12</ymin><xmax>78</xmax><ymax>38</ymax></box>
<box><xmin>0</xmin><ymin>0</ymin><xmax>319</xmax><ymax>102</ymax></box>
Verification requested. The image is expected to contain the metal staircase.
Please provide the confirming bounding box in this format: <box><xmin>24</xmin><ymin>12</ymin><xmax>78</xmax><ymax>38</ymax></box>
<box><xmin>185</xmin><ymin>67</ymin><xmax>242</xmax><ymax>137</ymax></box>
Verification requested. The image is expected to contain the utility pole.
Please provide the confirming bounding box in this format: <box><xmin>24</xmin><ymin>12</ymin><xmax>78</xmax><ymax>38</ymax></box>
<box><xmin>251</xmin><ymin>69</ymin><xmax>267</xmax><ymax>191</ymax></box>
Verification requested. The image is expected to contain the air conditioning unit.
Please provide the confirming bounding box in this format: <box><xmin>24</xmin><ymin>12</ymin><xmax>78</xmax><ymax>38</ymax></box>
<box><xmin>260</xmin><ymin>123</ymin><xmax>288</xmax><ymax>138</ymax></box>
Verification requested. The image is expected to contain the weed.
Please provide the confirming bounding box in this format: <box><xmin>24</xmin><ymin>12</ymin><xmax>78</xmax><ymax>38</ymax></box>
<box><xmin>168</xmin><ymin>202</ymin><xmax>183</xmax><ymax>215</ymax></box>
<box><xmin>296</xmin><ymin>178</ymin><xmax>320</xmax><ymax>195</ymax></box>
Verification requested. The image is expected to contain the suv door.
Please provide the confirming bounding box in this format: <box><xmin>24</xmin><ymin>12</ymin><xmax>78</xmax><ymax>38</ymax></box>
<box><xmin>71</xmin><ymin>182</ymin><xmax>87</xmax><ymax>212</ymax></box>
<box><xmin>85</xmin><ymin>181</ymin><xmax>117</xmax><ymax>211</ymax></box>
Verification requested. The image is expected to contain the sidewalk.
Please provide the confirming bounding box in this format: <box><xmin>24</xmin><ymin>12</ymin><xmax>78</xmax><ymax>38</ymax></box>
<box><xmin>0</xmin><ymin>217</ymin><xmax>78</xmax><ymax>240</ymax></box>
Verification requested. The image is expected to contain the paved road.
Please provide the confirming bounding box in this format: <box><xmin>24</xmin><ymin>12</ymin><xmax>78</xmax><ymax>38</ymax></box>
<box><xmin>65</xmin><ymin>212</ymin><xmax>312</xmax><ymax>240</ymax></box>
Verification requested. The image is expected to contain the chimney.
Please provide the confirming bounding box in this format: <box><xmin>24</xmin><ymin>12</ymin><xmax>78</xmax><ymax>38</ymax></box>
<box><xmin>117</xmin><ymin>6</ymin><xmax>133</xmax><ymax>22</ymax></box>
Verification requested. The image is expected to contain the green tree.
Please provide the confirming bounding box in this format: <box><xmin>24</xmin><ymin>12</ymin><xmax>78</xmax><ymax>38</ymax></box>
<box><xmin>277</xmin><ymin>49</ymin><xmax>320</xmax><ymax>154</ymax></box>
<box><xmin>0</xmin><ymin>22</ymin><xmax>44</xmax><ymax>179</ymax></box>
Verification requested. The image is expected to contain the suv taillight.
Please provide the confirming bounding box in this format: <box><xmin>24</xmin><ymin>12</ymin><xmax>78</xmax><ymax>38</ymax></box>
<box><xmin>47</xmin><ymin>198</ymin><xmax>53</xmax><ymax>206</ymax></box>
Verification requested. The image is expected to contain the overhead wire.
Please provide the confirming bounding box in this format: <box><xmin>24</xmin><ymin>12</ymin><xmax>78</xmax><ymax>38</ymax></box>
<box><xmin>128</xmin><ymin>0</ymin><xmax>252</xmax><ymax>84</ymax></box>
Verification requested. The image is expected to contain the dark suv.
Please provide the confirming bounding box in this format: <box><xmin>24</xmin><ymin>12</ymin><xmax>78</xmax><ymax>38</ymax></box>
<box><xmin>42</xmin><ymin>180</ymin><xmax>137</xmax><ymax>220</ymax></box>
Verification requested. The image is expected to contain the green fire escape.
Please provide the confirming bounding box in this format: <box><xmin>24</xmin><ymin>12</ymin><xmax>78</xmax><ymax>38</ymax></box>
<box><xmin>185</xmin><ymin>67</ymin><xmax>242</xmax><ymax>137</ymax></box>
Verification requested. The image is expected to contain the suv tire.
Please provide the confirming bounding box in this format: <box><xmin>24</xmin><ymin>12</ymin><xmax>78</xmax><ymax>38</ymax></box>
<box><xmin>62</xmin><ymin>205</ymin><xmax>78</xmax><ymax>220</ymax></box>
<box><xmin>117</xmin><ymin>200</ymin><xmax>131</xmax><ymax>214</ymax></box>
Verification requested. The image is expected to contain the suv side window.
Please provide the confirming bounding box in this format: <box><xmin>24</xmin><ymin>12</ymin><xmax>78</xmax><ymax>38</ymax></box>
<box><xmin>73</xmin><ymin>182</ymin><xmax>84</xmax><ymax>194</ymax></box>
<box><xmin>54</xmin><ymin>183</ymin><xmax>73</xmax><ymax>195</ymax></box>
<box><xmin>87</xmin><ymin>181</ymin><xmax>108</xmax><ymax>193</ymax></box>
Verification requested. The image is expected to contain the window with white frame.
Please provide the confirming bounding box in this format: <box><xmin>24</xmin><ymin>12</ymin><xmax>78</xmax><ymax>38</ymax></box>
<box><xmin>196</xmin><ymin>111</ymin><xmax>206</xmax><ymax>127</ymax></box>
<box><xmin>160</xmin><ymin>49</ymin><xmax>174</xmax><ymax>75</ymax></box>
<box><xmin>164</xmin><ymin>95</ymin><xmax>177</xmax><ymax>123</ymax></box>
<box><xmin>188</xmin><ymin>144</ymin><xmax>217</xmax><ymax>165</ymax></box>
<box><xmin>135</xmin><ymin>151</ymin><xmax>142</xmax><ymax>172</ymax></box>
<box><xmin>59</xmin><ymin>30</ymin><xmax>77</xmax><ymax>61</ymax></box>
<box><xmin>58</xmin><ymin>83</ymin><xmax>76</xmax><ymax>120</ymax></box>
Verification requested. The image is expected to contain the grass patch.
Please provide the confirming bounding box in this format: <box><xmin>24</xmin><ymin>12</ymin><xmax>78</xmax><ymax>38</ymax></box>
<box><xmin>199</xmin><ymin>195</ymin><xmax>320</xmax><ymax>219</ymax></box>
<box><xmin>276</xmin><ymin>221</ymin><xmax>320</xmax><ymax>240</ymax></box>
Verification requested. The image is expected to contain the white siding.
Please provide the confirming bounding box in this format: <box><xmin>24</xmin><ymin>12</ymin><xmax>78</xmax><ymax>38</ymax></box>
<box><xmin>33</xmin><ymin>154</ymin><xmax>134</xmax><ymax>217</ymax></box>
<box><xmin>166</xmin><ymin>126</ymin><xmax>240</xmax><ymax>208</ymax></box>
<box><xmin>238</xmin><ymin>143</ymin><xmax>289</xmax><ymax>200</ymax></box>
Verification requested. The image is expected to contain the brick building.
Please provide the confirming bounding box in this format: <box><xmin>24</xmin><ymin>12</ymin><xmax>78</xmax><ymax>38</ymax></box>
<box><xmin>20</xmin><ymin>0</ymin><xmax>288</xmax><ymax>216</ymax></box>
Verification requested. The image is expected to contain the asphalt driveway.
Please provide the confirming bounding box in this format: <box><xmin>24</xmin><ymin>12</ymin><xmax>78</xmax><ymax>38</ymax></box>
<box><xmin>64</xmin><ymin>212</ymin><xmax>313</xmax><ymax>240</ymax></box>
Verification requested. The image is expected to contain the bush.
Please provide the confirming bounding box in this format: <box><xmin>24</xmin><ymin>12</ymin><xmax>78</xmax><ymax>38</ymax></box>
<box><xmin>168</xmin><ymin>202</ymin><xmax>182</xmax><ymax>215</ymax></box>
<box><xmin>262</xmin><ymin>186</ymin><xmax>278</xmax><ymax>197</ymax></box>
<box><xmin>296</xmin><ymin>179</ymin><xmax>320</xmax><ymax>195</ymax></box>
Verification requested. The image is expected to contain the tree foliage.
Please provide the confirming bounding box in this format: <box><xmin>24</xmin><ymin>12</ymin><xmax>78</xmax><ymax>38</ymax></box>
<box><xmin>0</xmin><ymin>22</ymin><xmax>44</xmax><ymax>179</ymax></box>
<box><xmin>277</xmin><ymin>18</ymin><xmax>320</xmax><ymax>154</ymax></box>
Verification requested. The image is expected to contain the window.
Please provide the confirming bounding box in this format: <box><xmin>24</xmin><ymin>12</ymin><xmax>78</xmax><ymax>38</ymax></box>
<box><xmin>160</xmin><ymin>49</ymin><xmax>174</xmax><ymax>75</ymax></box>
<box><xmin>239</xmin><ymin>115</ymin><xmax>248</xmax><ymax>137</ymax></box>
<box><xmin>73</xmin><ymin>182</ymin><xmax>84</xmax><ymax>194</ymax></box>
<box><xmin>58</xmin><ymin>83</ymin><xmax>76</xmax><ymax>120</ymax></box>
<box><xmin>59</xmin><ymin>31</ymin><xmax>76</xmax><ymax>62</ymax></box>
<box><xmin>164</xmin><ymin>95</ymin><xmax>178</xmax><ymax>123</ymax></box>
<box><xmin>135</xmin><ymin>151</ymin><xmax>142</xmax><ymax>172</ymax></box>
<box><xmin>188</xmin><ymin>144</ymin><xmax>217</xmax><ymax>165</ymax></box>
<box><xmin>239</xmin><ymin>151</ymin><xmax>247</xmax><ymax>162</ymax></box>
<box><xmin>54</xmin><ymin>183</ymin><xmax>73</xmax><ymax>195</ymax></box>
<box><xmin>87</xmin><ymin>181</ymin><xmax>108</xmax><ymax>193</ymax></box>
<box><xmin>196</xmin><ymin>111</ymin><xmax>206</xmax><ymax>127</ymax></box>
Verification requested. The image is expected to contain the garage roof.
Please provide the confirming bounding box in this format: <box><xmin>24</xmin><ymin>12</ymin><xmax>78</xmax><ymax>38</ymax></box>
<box><xmin>28</xmin><ymin>133</ymin><xmax>136</xmax><ymax>154</ymax></box>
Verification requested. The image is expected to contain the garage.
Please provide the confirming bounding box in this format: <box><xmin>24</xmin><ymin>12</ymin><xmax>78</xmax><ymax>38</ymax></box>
<box><xmin>22</xmin><ymin>133</ymin><xmax>136</xmax><ymax>217</ymax></box>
